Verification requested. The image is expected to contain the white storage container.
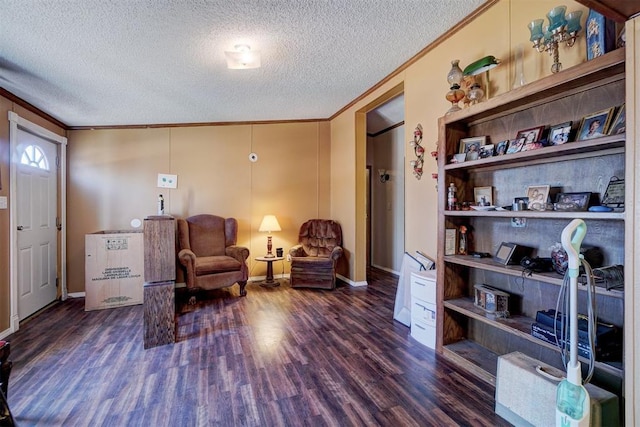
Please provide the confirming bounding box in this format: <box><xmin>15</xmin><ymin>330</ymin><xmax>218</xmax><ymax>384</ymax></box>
<box><xmin>85</xmin><ymin>230</ymin><xmax>144</xmax><ymax>311</ymax></box>
<box><xmin>410</xmin><ymin>270</ymin><xmax>437</xmax><ymax>348</ymax></box>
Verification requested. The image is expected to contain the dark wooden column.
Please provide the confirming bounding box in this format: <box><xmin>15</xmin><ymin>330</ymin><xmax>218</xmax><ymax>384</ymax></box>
<box><xmin>143</xmin><ymin>216</ymin><xmax>176</xmax><ymax>349</ymax></box>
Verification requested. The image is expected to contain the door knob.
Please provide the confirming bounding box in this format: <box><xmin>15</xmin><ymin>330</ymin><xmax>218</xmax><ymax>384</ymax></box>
<box><xmin>17</xmin><ymin>226</ymin><xmax>24</xmax><ymax>230</ymax></box>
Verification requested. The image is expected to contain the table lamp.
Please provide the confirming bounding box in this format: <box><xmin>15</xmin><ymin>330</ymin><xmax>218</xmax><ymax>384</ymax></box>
<box><xmin>463</xmin><ymin>55</ymin><xmax>501</xmax><ymax>100</ymax></box>
<box><xmin>258</xmin><ymin>215</ymin><xmax>281</xmax><ymax>258</ymax></box>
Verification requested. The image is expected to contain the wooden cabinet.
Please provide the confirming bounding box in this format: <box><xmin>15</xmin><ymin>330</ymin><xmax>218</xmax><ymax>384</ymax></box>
<box><xmin>143</xmin><ymin>216</ymin><xmax>176</xmax><ymax>349</ymax></box>
<box><xmin>143</xmin><ymin>215</ymin><xmax>176</xmax><ymax>283</ymax></box>
<box><xmin>435</xmin><ymin>49</ymin><xmax>626</xmax><ymax>395</ymax></box>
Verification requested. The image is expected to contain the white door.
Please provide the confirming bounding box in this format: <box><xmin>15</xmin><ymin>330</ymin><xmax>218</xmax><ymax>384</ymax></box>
<box><xmin>15</xmin><ymin>129</ymin><xmax>58</xmax><ymax>320</ymax></box>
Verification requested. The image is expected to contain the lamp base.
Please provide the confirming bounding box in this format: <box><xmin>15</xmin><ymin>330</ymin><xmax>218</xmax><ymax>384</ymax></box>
<box><xmin>264</xmin><ymin>253</ymin><xmax>275</xmax><ymax>258</ymax></box>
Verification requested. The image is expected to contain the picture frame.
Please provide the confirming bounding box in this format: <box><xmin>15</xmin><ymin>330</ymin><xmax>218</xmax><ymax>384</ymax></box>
<box><xmin>458</xmin><ymin>136</ymin><xmax>486</xmax><ymax>161</ymax></box>
<box><xmin>555</xmin><ymin>192</ymin><xmax>591</xmax><ymax>211</ymax></box>
<box><xmin>513</xmin><ymin>197</ymin><xmax>529</xmax><ymax>211</ymax></box>
<box><xmin>494</xmin><ymin>242</ymin><xmax>534</xmax><ymax>265</ymax></box>
<box><xmin>495</xmin><ymin>140</ymin><xmax>509</xmax><ymax>155</ymax></box>
<box><xmin>445</xmin><ymin>228</ymin><xmax>458</xmax><ymax>256</ymax></box>
<box><xmin>526</xmin><ymin>185</ymin><xmax>550</xmax><ymax>210</ymax></box>
<box><xmin>479</xmin><ymin>144</ymin><xmax>494</xmax><ymax>159</ymax></box>
<box><xmin>608</xmin><ymin>104</ymin><xmax>626</xmax><ymax>135</ymax></box>
<box><xmin>515</xmin><ymin>126</ymin><xmax>544</xmax><ymax>144</ymax></box>
<box><xmin>474</xmin><ymin>186</ymin><xmax>493</xmax><ymax>206</ymax></box>
<box><xmin>601</xmin><ymin>176</ymin><xmax>624</xmax><ymax>209</ymax></box>
<box><xmin>549</xmin><ymin>121</ymin><xmax>572</xmax><ymax>145</ymax></box>
<box><xmin>506</xmin><ymin>137</ymin><xmax>525</xmax><ymax>154</ymax></box>
<box><xmin>576</xmin><ymin>108</ymin><xmax>615</xmax><ymax>140</ymax></box>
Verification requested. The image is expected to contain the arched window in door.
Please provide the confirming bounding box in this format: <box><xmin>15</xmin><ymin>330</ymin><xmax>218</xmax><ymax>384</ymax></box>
<box><xmin>20</xmin><ymin>144</ymin><xmax>50</xmax><ymax>170</ymax></box>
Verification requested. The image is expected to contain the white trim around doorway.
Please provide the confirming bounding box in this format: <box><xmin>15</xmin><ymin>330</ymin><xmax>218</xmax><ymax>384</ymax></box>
<box><xmin>8</xmin><ymin>111</ymin><xmax>67</xmax><ymax>333</ymax></box>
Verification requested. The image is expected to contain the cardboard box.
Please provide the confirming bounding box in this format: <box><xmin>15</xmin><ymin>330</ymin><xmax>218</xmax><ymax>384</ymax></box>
<box><xmin>85</xmin><ymin>230</ymin><xmax>144</xmax><ymax>311</ymax></box>
<box><xmin>496</xmin><ymin>352</ymin><xmax>619</xmax><ymax>426</ymax></box>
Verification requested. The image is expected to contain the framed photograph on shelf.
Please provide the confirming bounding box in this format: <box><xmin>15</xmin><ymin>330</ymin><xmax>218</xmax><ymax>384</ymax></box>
<box><xmin>459</xmin><ymin>136</ymin><xmax>486</xmax><ymax>161</ymax></box>
<box><xmin>495</xmin><ymin>140</ymin><xmax>509</xmax><ymax>155</ymax></box>
<box><xmin>608</xmin><ymin>104</ymin><xmax>626</xmax><ymax>135</ymax></box>
<box><xmin>479</xmin><ymin>144</ymin><xmax>494</xmax><ymax>159</ymax></box>
<box><xmin>555</xmin><ymin>192</ymin><xmax>591</xmax><ymax>211</ymax></box>
<box><xmin>576</xmin><ymin>108</ymin><xmax>614</xmax><ymax>140</ymax></box>
<box><xmin>601</xmin><ymin>176</ymin><xmax>624</xmax><ymax>209</ymax></box>
<box><xmin>516</xmin><ymin>126</ymin><xmax>544</xmax><ymax>144</ymax></box>
<box><xmin>526</xmin><ymin>185</ymin><xmax>550</xmax><ymax>210</ymax></box>
<box><xmin>514</xmin><ymin>196</ymin><xmax>529</xmax><ymax>211</ymax></box>
<box><xmin>506</xmin><ymin>138</ymin><xmax>525</xmax><ymax>154</ymax></box>
<box><xmin>549</xmin><ymin>121</ymin><xmax>572</xmax><ymax>145</ymax></box>
<box><xmin>445</xmin><ymin>229</ymin><xmax>458</xmax><ymax>256</ymax></box>
<box><xmin>474</xmin><ymin>186</ymin><xmax>493</xmax><ymax>206</ymax></box>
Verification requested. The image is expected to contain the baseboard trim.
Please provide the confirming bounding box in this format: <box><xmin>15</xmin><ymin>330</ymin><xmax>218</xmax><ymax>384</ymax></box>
<box><xmin>67</xmin><ymin>292</ymin><xmax>86</xmax><ymax>298</ymax></box>
<box><xmin>337</xmin><ymin>274</ymin><xmax>367</xmax><ymax>287</ymax></box>
<box><xmin>0</xmin><ymin>327</ymin><xmax>12</xmax><ymax>340</ymax></box>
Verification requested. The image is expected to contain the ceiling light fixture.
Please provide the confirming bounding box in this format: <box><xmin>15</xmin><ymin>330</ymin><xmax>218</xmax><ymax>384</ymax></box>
<box><xmin>225</xmin><ymin>44</ymin><xmax>261</xmax><ymax>69</ymax></box>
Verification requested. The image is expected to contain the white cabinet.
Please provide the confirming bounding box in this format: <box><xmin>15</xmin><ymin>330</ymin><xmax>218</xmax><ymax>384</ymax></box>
<box><xmin>410</xmin><ymin>270</ymin><xmax>436</xmax><ymax>348</ymax></box>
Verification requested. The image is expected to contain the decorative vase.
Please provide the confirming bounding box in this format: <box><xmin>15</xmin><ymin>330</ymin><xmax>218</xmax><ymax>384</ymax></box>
<box><xmin>445</xmin><ymin>60</ymin><xmax>465</xmax><ymax>114</ymax></box>
<box><xmin>513</xmin><ymin>44</ymin><xmax>526</xmax><ymax>88</ymax></box>
<box><xmin>467</xmin><ymin>83</ymin><xmax>484</xmax><ymax>105</ymax></box>
<box><xmin>445</xmin><ymin>84</ymin><xmax>465</xmax><ymax>113</ymax></box>
<box><xmin>447</xmin><ymin>60</ymin><xmax>464</xmax><ymax>86</ymax></box>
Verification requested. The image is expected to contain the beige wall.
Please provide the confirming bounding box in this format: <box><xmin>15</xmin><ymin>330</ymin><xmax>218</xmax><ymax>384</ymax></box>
<box><xmin>0</xmin><ymin>0</ymin><xmax>594</xmax><ymax>329</ymax></box>
<box><xmin>67</xmin><ymin>121</ymin><xmax>330</xmax><ymax>293</ymax></box>
<box><xmin>330</xmin><ymin>0</ymin><xmax>588</xmax><ymax>283</ymax></box>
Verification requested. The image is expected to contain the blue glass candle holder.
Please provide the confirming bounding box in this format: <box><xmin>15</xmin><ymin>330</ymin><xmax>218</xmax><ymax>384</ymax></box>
<box><xmin>543</xmin><ymin>26</ymin><xmax>552</xmax><ymax>44</ymax></box>
<box><xmin>566</xmin><ymin>10</ymin><xmax>583</xmax><ymax>34</ymax></box>
<box><xmin>547</xmin><ymin>5</ymin><xmax>567</xmax><ymax>34</ymax></box>
<box><xmin>528</xmin><ymin>19</ymin><xmax>544</xmax><ymax>42</ymax></box>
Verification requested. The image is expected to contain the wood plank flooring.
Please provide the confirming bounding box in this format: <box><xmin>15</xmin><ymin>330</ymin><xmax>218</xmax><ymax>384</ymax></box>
<box><xmin>4</xmin><ymin>268</ymin><xmax>511</xmax><ymax>426</ymax></box>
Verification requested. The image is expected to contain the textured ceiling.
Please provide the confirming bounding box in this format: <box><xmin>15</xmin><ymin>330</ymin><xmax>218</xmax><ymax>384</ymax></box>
<box><xmin>0</xmin><ymin>0</ymin><xmax>485</xmax><ymax>128</ymax></box>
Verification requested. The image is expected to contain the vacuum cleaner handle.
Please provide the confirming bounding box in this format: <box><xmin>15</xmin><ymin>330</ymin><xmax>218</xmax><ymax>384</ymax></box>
<box><xmin>561</xmin><ymin>219</ymin><xmax>587</xmax><ymax>275</ymax></box>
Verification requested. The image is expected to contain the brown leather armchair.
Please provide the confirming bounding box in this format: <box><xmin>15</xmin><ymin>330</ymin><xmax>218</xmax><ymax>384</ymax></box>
<box><xmin>177</xmin><ymin>214</ymin><xmax>249</xmax><ymax>297</ymax></box>
<box><xmin>289</xmin><ymin>219</ymin><xmax>343</xmax><ymax>289</ymax></box>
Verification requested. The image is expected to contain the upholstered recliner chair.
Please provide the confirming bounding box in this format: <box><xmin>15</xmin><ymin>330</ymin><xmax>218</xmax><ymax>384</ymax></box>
<box><xmin>177</xmin><ymin>214</ymin><xmax>249</xmax><ymax>297</ymax></box>
<box><xmin>289</xmin><ymin>219</ymin><xmax>343</xmax><ymax>290</ymax></box>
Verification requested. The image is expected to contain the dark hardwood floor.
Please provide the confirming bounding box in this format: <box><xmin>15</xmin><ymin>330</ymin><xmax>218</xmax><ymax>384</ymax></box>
<box><xmin>4</xmin><ymin>268</ymin><xmax>510</xmax><ymax>426</ymax></box>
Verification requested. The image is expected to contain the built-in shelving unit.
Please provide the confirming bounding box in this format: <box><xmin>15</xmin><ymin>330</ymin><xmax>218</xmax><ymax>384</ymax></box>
<box><xmin>445</xmin><ymin>255</ymin><xmax>624</xmax><ymax>299</ymax></box>
<box><xmin>435</xmin><ymin>48</ymin><xmax>626</xmax><ymax>397</ymax></box>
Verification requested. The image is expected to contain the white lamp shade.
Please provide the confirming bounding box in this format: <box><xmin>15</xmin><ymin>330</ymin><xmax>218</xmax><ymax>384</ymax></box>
<box><xmin>259</xmin><ymin>215</ymin><xmax>281</xmax><ymax>233</ymax></box>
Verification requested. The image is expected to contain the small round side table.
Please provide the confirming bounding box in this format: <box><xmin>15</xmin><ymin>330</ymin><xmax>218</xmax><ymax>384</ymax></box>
<box><xmin>254</xmin><ymin>256</ymin><xmax>284</xmax><ymax>287</ymax></box>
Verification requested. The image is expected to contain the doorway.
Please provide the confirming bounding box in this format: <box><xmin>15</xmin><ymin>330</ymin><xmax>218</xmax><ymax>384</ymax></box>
<box><xmin>8</xmin><ymin>112</ymin><xmax>67</xmax><ymax>331</ymax></box>
<box><xmin>365</xmin><ymin>94</ymin><xmax>405</xmax><ymax>275</ymax></box>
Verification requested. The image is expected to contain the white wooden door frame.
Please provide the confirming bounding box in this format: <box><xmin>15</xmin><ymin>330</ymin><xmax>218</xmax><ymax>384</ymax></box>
<box><xmin>8</xmin><ymin>111</ymin><xmax>67</xmax><ymax>333</ymax></box>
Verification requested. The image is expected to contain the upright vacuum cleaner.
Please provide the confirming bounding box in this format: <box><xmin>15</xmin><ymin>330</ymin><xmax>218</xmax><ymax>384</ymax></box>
<box><xmin>556</xmin><ymin>219</ymin><xmax>590</xmax><ymax>426</ymax></box>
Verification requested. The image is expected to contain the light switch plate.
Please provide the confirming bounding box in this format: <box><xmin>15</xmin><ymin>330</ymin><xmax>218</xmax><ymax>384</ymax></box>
<box><xmin>157</xmin><ymin>173</ymin><xmax>178</xmax><ymax>189</ymax></box>
<box><xmin>0</xmin><ymin>196</ymin><xmax>7</xmax><ymax>209</ymax></box>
